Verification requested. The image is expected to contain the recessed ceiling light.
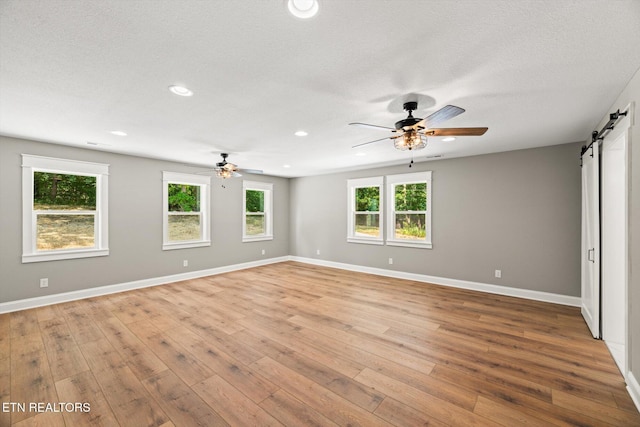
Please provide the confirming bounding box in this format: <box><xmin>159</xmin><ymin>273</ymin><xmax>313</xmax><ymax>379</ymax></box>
<box><xmin>168</xmin><ymin>85</ymin><xmax>193</xmax><ymax>97</ymax></box>
<box><xmin>283</xmin><ymin>164</ymin><xmax>291</xmax><ymax>168</ymax></box>
<box><xmin>110</xmin><ymin>130</ymin><xmax>127</xmax><ymax>136</ymax></box>
<box><xmin>442</xmin><ymin>137</ymin><xmax>456</xmax><ymax>142</ymax></box>
<box><xmin>288</xmin><ymin>0</ymin><xmax>319</xmax><ymax>19</ymax></box>
<box><xmin>355</xmin><ymin>152</ymin><xmax>366</xmax><ymax>157</ymax></box>
<box><xmin>294</xmin><ymin>130</ymin><xmax>308</xmax><ymax>137</ymax></box>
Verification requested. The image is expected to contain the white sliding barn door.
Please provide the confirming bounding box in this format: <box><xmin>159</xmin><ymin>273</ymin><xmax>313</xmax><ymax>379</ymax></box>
<box><xmin>601</xmin><ymin>115</ymin><xmax>629</xmax><ymax>377</ymax></box>
<box><xmin>581</xmin><ymin>145</ymin><xmax>600</xmax><ymax>339</ymax></box>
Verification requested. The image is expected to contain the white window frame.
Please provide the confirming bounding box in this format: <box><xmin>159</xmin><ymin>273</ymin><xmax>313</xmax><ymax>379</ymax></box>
<box><xmin>243</xmin><ymin>180</ymin><xmax>273</xmax><ymax>242</ymax></box>
<box><xmin>347</xmin><ymin>176</ymin><xmax>384</xmax><ymax>245</ymax></box>
<box><xmin>22</xmin><ymin>154</ymin><xmax>109</xmax><ymax>263</ymax></box>
<box><xmin>386</xmin><ymin>171</ymin><xmax>432</xmax><ymax>249</ymax></box>
<box><xmin>162</xmin><ymin>171</ymin><xmax>211</xmax><ymax>250</ymax></box>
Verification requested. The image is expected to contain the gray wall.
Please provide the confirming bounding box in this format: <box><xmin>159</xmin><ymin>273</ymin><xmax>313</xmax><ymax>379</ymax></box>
<box><xmin>290</xmin><ymin>142</ymin><xmax>582</xmax><ymax>296</ymax></box>
<box><xmin>597</xmin><ymin>66</ymin><xmax>640</xmax><ymax>386</ymax></box>
<box><xmin>0</xmin><ymin>136</ymin><xmax>290</xmax><ymax>303</ymax></box>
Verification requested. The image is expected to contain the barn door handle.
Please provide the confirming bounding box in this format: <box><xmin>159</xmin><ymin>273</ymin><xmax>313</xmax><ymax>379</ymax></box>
<box><xmin>588</xmin><ymin>248</ymin><xmax>595</xmax><ymax>262</ymax></box>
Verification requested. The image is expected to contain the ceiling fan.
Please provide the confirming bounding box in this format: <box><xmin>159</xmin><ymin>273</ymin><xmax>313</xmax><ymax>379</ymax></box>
<box><xmin>213</xmin><ymin>153</ymin><xmax>262</xmax><ymax>179</ymax></box>
<box><xmin>350</xmin><ymin>102</ymin><xmax>488</xmax><ymax>151</ymax></box>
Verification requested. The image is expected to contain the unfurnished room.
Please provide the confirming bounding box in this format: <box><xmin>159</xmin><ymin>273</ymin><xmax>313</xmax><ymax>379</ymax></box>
<box><xmin>1</xmin><ymin>1</ymin><xmax>639</xmax><ymax>426</ymax></box>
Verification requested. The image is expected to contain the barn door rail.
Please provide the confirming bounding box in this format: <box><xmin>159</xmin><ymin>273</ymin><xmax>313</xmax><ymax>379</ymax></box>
<box><xmin>580</xmin><ymin>109</ymin><xmax>628</xmax><ymax>166</ymax></box>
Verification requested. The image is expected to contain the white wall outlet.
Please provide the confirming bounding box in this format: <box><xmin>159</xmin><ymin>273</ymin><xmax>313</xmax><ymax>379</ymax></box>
<box><xmin>261</xmin><ymin>249</ymin><xmax>266</xmax><ymax>255</ymax></box>
<box><xmin>40</xmin><ymin>278</ymin><xmax>48</xmax><ymax>288</ymax></box>
<box><xmin>495</xmin><ymin>269</ymin><xmax>502</xmax><ymax>278</ymax></box>
<box><xmin>316</xmin><ymin>249</ymin><xmax>320</xmax><ymax>255</ymax></box>
<box><xmin>388</xmin><ymin>258</ymin><xmax>393</xmax><ymax>265</ymax></box>
<box><xmin>183</xmin><ymin>260</ymin><xmax>188</xmax><ymax>267</ymax></box>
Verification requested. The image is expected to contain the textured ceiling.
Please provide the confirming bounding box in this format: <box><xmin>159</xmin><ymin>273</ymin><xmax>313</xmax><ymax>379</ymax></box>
<box><xmin>1</xmin><ymin>0</ymin><xmax>639</xmax><ymax>177</ymax></box>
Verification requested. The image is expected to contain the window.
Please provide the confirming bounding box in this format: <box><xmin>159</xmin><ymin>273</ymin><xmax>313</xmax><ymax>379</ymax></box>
<box><xmin>347</xmin><ymin>176</ymin><xmax>383</xmax><ymax>245</ymax></box>
<box><xmin>22</xmin><ymin>154</ymin><xmax>109</xmax><ymax>263</ymax></box>
<box><xmin>243</xmin><ymin>181</ymin><xmax>273</xmax><ymax>242</ymax></box>
<box><xmin>163</xmin><ymin>172</ymin><xmax>211</xmax><ymax>250</ymax></box>
<box><xmin>386</xmin><ymin>171</ymin><xmax>432</xmax><ymax>248</ymax></box>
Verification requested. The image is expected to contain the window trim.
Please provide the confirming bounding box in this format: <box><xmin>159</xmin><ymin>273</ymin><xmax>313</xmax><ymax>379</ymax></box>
<box><xmin>162</xmin><ymin>171</ymin><xmax>211</xmax><ymax>250</ymax></box>
<box><xmin>347</xmin><ymin>176</ymin><xmax>384</xmax><ymax>245</ymax></box>
<box><xmin>22</xmin><ymin>154</ymin><xmax>110</xmax><ymax>263</ymax></box>
<box><xmin>243</xmin><ymin>180</ymin><xmax>273</xmax><ymax>242</ymax></box>
<box><xmin>386</xmin><ymin>171</ymin><xmax>432</xmax><ymax>249</ymax></box>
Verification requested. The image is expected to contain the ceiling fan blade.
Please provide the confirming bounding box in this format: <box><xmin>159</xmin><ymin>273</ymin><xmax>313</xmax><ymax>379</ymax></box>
<box><xmin>349</xmin><ymin>122</ymin><xmax>395</xmax><ymax>131</ymax></box>
<box><xmin>238</xmin><ymin>168</ymin><xmax>263</xmax><ymax>174</ymax></box>
<box><xmin>416</xmin><ymin>105</ymin><xmax>466</xmax><ymax>129</ymax></box>
<box><xmin>352</xmin><ymin>136</ymin><xmax>396</xmax><ymax>148</ymax></box>
<box><xmin>427</xmin><ymin>127</ymin><xmax>488</xmax><ymax>136</ymax></box>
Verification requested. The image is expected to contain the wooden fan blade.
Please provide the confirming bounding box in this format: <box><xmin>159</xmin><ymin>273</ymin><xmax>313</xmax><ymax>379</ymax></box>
<box><xmin>426</xmin><ymin>127</ymin><xmax>488</xmax><ymax>136</ymax></box>
<box><xmin>352</xmin><ymin>135</ymin><xmax>398</xmax><ymax>148</ymax></box>
<box><xmin>349</xmin><ymin>122</ymin><xmax>395</xmax><ymax>131</ymax></box>
<box><xmin>416</xmin><ymin>105</ymin><xmax>465</xmax><ymax>129</ymax></box>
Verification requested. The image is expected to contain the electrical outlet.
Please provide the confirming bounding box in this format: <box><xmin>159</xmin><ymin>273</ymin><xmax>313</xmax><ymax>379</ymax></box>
<box><xmin>183</xmin><ymin>260</ymin><xmax>188</xmax><ymax>267</ymax></box>
<box><xmin>40</xmin><ymin>278</ymin><xmax>48</xmax><ymax>288</ymax></box>
<box><xmin>495</xmin><ymin>269</ymin><xmax>502</xmax><ymax>278</ymax></box>
<box><xmin>388</xmin><ymin>258</ymin><xmax>393</xmax><ymax>265</ymax></box>
<box><xmin>316</xmin><ymin>249</ymin><xmax>320</xmax><ymax>255</ymax></box>
<box><xmin>261</xmin><ymin>249</ymin><xmax>266</xmax><ymax>255</ymax></box>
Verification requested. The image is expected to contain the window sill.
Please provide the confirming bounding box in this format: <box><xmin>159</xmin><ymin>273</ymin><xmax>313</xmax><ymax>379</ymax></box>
<box><xmin>386</xmin><ymin>240</ymin><xmax>432</xmax><ymax>249</ymax></box>
<box><xmin>162</xmin><ymin>240</ymin><xmax>211</xmax><ymax>251</ymax></box>
<box><xmin>22</xmin><ymin>248</ymin><xmax>109</xmax><ymax>263</ymax></box>
<box><xmin>243</xmin><ymin>235</ymin><xmax>273</xmax><ymax>243</ymax></box>
<box><xmin>347</xmin><ymin>237</ymin><xmax>384</xmax><ymax>245</ymax></box>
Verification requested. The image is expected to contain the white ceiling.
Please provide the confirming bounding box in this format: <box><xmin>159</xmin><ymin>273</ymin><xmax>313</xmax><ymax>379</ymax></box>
<box><xmin>1</xmin><ymin>0</ymin><xmax>639</xmax><ymax>177</ymax></box>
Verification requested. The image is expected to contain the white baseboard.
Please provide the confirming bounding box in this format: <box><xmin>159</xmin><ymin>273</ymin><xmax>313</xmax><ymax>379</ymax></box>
<box><xmin>0</xmin><ymin>254</ymin><xmax>581</xmax><ymax>314</ymax></box>
<box><xmin>0</xmin><ymin>256</ymin><xmax>289</xmax><ymax>314</ymax></box>
<box><xmin>628</xmin><ymin>372</ymin><xmax>640</xmax><ymax>413</ymax></box>
<box><xmin>289</xmin><ymin>256</ymin><xmax>581</xmax><ymax>307</ymax></box>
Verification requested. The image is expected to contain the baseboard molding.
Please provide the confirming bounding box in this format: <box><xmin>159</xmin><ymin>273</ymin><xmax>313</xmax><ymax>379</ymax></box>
<box><xmin>0</xmin><ymin>256</ymin><xmax>289</xmax><ymax>314</ymax></box>
<box><xmin>290</xmin><ymin>256</ymin><xmax>581</xmax><ymax>307</ymax></box>
<box><xmin>628</xmin><ymin>372</ymin><xmax>640</xmax><ymax>413</ymax></box>
<box><xmin>0</xmin><ymin>254</ymin><xmax>581</xmax><ymax>313</ymax></box>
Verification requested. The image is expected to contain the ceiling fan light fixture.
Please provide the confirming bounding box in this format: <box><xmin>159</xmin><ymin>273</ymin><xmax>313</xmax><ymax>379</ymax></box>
<box><xmin>395</xmin><ymin>130</ymin><xmax>427</xmax><ymax>151</ymax></box>
<box><xmin>288</xmin><ymin>0</ymin><xmax>318</xmax><ymax>19</ymax></box>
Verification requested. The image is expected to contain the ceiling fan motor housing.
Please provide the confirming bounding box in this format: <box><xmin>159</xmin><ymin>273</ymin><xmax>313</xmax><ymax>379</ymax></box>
<box><xmin>395</xmin><ymin>102</ymin><xmax>422</xmax><ymax>130</ymax></box>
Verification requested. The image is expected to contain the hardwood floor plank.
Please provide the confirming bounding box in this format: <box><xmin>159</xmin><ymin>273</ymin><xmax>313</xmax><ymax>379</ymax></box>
<box><xmin>96</xmin><ymin>316</ymin><xmax>168</xmax><ymax>381</ymax></box>
<box><xmin>259</xmin><ymin>389</ymin><xmax>340</xmax><ymax>427</ymax></box>
<box><xmin>142</xmin><ymin>369</ymin><xmax>229</xmax><ymax>427</ymax></box>
<box><xmin>354</xmin><ymin>367</ymin><xmax>499</xmax><ymax>426</ymax></box>
<box><xmin>192</xmin><ymin>375</ymin><xmax>282</xmax><ymax>426</ymax></box>
<box><xmin>55</xmin><ymin>370</ymin><xmax>120</xmax><ymax>427</ymax></box>
<box><xmin>164</xmin><ymin>326</ymin><xmax>279</xmax><ymax>403</ymax></box>
<box><xmin>473</xmin><ymin>395</ymin><xmax>555</xmax><ymax>427</ymax></box>
<box><xmin>129</xmin><ymin>325</ymin><xmax>215</xmax><ymax>386</ymax></box>
<box><xmin>39</xmin><ymin>318</ymin><xmax>89</xmax><ymax>382</ymax></box>
<box><xmin>79</xmin><ymin>338</ymin><xmax>169</xmax><ymax>426</ymax></box>
<box><xmin>10</xmin><ymin>331</ymin><xmax>59</xmax><ymax>425</ymax></box>
<box><xmin>552</xmin><ymin>389</ymin><xmax>640</xmax><ymax>426</ymax></box>
<box><xmin>251</xmin><ymin>356</ymin><xmax>393</xmax><ymax>427</ymax></box>
<box><xmin>374</xmin><ymin>397</ymin><xmax>449</xmax><ymax>427</ymax></box>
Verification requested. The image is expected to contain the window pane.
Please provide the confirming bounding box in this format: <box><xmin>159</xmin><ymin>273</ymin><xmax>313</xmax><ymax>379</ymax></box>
<box><xmin>246</xmin><ymin>190</ymin><xmax>264</xmax><ymax>213</ymax></box>
<box><xmin>34</xmin><ymin>172</ymin><xmax>96</xmax><ymax>210</ymax></box>
<box><xmin>355</xmin><ymin>213</ymin><xmax>380</xmax><ymax>237</ymax></box>
<box><xmin>168</xmin><ymin>214</ymin><xmax>201</xmax><ymax>241</ymax></box>
<box><xmin>394</xmin><ymin>213</ymin><xmax>426</xmax><ymax>240</ymax></box>
<box><xmin>246</xmin><ymin>214</ymin><xmax>265</xmax><ymax>235</ymax></box>
<box><xmin>168</xmin><ymin>184</ymin><xmax>200</xmax><ymax>212</ymax></box>
<box><xmin>37</xmin><ymin>214</ymin><xmax>95</xmax><ymax>250</ymax></box>
<box><xmin>394</xmin><ymin>183</ymin><xmax>426</xmax><ymax>211</ymax></box>
<box><xmin>355</xmin><ymin>187</ymin><xmax>379</xmax><ymax>212</ymax></box>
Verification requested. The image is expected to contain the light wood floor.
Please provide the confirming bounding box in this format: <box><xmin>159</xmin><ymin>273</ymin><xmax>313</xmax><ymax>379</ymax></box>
<box><xmin>1</xmin><ymin>261</ymin><xmax>639</xmax><ymax>426</ymax></box>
